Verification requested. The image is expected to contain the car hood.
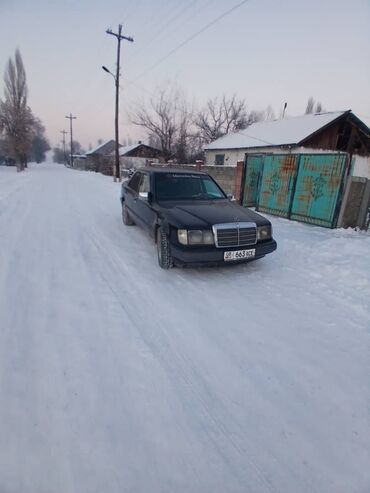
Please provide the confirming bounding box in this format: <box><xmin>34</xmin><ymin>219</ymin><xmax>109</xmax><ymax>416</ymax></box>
<box><xmin>157</xmin><ymin>200</ymin><xmax>270</xmax><ymax>229</ymax></box>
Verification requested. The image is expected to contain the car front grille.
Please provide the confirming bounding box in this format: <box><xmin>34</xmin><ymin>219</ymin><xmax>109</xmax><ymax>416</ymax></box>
<box><xmin>213</xmin><ymin>222</ymin><xmax>257</xmax><ymax>248</ymax></box>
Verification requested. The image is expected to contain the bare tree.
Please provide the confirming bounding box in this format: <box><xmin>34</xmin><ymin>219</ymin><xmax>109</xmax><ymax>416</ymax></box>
<box><xmin>264</xmin><ymin>105</ymin><xmax>276</xmax><ymax>121</ymax></box>
<box><xmin>305</xmin><ymin>97</ymin><xmax>324</xmax><ymax>115</ymax></box>
<box><xmin>315</xmin><ymin>101</ymin><xmax>324</xmax><ymax>113</ymax></box>
<box><xmin>53</xmin><ymin>146</ymin><xmax>65</xmax><ymax>164</ymax></box>
<box><xmin>305</xmin><ymin>96</ymin><xmax>315</xmax><ymax>114</ymax></box>
<box><xmin>194</xmin><ymin>95</ymin><xmax>248</xmax><ymax>144</ymax></box>
<box><xmin>53</xmin><ymin>140</ymin><xmax>84</xmax><ymax>164</ymax></box>
<box><xmin>0</xmin><ymin>49</ymin><xmax>35</xmax><ymax>171</ymax></box>
<box><xmin>131</xmin><ymin>87</ymin><xmax>181</xmax><ymax>159</ymax></box>
<box><xmin>246</xmin><ymin>110</ymin><xmax>266</xmax><ymax>126</ymax></box>
<box><xmin>28</xmin><ymin>118</ymin><xmax>50</xmax><ymax>163</ymax></box>
<box><xmin>148</xmin><ymin>133</ymin><xmax>161</xmax><ymax>149</ymax></box>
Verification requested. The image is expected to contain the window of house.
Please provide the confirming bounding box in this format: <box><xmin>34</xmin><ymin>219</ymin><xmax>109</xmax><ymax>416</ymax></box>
<box><xmin>215</xmin><ymin>154</ymin><xmax>225</xmax><ymax>166</ymax></box>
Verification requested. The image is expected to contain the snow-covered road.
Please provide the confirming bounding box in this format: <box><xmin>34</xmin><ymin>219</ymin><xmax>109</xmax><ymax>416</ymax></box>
<box><xmin>1</xmin><ymin>163</ymin><xmax>369</xmax><ymax>493</ymax></box>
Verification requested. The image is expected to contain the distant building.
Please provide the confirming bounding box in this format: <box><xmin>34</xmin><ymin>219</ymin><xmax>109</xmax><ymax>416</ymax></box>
<box><xmin>204</xmin><ymin>111</ymin><xmax>370</xmax><ymax>178</ymax></box>
<box><xmin>86</xmin><ymin>140</ymin><xmax>121</xmax><ymax>157</ymax></box>
<box><xmin>80</xmin><ymin>140</ymin><xmax>164</xmax><ymax>175</ymax></box>
<box><xmin>115</xmin><ymin>141</ymin><xmax>164</xmax><ymax>170</ymax></box>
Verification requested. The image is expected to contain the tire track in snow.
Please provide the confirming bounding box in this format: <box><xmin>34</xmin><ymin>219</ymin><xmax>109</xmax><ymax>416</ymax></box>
<box><xmin>82</xmin><ymin>226</ymin><xmax>277</xmax><ymax>493</ymax></box>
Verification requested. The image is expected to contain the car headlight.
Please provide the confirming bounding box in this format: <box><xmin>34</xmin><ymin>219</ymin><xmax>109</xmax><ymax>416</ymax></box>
<box><xmin>187</xmin><ymin>230</ymin><xmax>203</xmax><ymax>245</ymax></box>
<box><xmin>202</xmin><ymin>230</ymin><xmax>214</xmax><ymax>245</ymax></box>
<box><xmin>257</xmin><ymin>225</ymin><xmax>272</xmax><ymax>241</ymax></box>
<box><xmin>177</xmin><ymin>229</ymin><xmax>214</xmax><ymax>245</ymax></box>
<box><xmin>177</xmin><ymin>229</ymin><xmax>188</xmax><ymax>245</ymax></box>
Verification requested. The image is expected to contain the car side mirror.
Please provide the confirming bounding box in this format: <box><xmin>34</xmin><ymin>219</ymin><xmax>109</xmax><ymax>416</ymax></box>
<box><xmin>227</xmin><ymin>193</ymin><xmax>236</xmax><ymax>202</ymax></box>
<box><xmin>147</xmin><ymin>191</ymin><xmax>153</xmax><ymax>204</ymax></box>
<box><xmin>139</xmin><ymin>192</ymin><xmax>148</xmax><ymax>201</ymax></box>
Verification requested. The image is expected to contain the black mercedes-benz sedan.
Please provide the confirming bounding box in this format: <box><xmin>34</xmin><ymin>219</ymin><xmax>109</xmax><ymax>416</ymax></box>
<box><xmin>120</xmin><ymin>168</ymin><xmax>277</xmax><ymax>269</ymax></box>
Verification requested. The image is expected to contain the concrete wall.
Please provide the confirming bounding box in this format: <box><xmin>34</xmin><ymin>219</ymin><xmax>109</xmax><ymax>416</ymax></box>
<box><xmin>204</xmin><ymin>146</ymin><xmax>341</xmax><ymax>167</ymax></box>
<box><xmin>337</xmin><ymin>177</ymin><xmax>370</xmax><ymax>229</ymax></box>
<box><xmin>120</xmin><ymin>157</ymin><xmax>150</xmax><ymax>170</ymax></box>
<box><xmin>76</xmin><ymin>155</ymin><xmax>162</xmax><ymax>175</ymax></box>
<box><xmin>351</xmin><ymin>155</ymin><xmax>370</xmax><ymax>179</ymax></box>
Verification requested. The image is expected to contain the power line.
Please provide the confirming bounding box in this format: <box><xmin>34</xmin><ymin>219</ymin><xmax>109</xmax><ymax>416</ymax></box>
<box><xmin>125</xmin><ymin>0</ymin><xmax>199</xmax><ymax>65</ymax></box>
<box><xmin>237</xmin><ymin>130</ymin><xmax>274</xmax><ymax>146</ymax></box>
<box><xmin>131</xmin><ymin>0</ymin><xmax>250</xmax><ymax>82</ymax></box>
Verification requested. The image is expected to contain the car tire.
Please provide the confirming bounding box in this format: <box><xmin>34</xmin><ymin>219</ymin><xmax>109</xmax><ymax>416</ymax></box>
<box><xmin>122</xmin><ymin>203</ymin><xmax>135</xmax><ymax>226</ymax></box>
<box><xmin>157</xmin><ymin>227</ymin><xmax>173</xmax><ymax>269</ymax></box>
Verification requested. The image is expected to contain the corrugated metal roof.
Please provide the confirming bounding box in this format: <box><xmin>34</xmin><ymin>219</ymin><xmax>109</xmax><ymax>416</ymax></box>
<box><xmin>204</xmin><ymin>111</ymin><xmax>349</xmax><ymax>150</ymax></box>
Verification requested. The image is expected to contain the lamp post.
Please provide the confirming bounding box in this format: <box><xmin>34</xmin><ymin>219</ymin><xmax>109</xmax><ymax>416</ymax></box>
<box><xmin>103</xmin><ymin>24</ymin><xmax>133</xmax><ymax>182</ymax></box>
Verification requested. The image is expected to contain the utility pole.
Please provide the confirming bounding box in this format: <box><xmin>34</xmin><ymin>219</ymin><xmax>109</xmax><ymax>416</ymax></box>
<box><xmin>106</xmin><ymin>24</ymin><xmax>134</xmax><ymax>182</ymax></box>
<box><xmin>282</xmin><ymin>102</ymin><xmax>287</xmax><ymax>119</ymax></box>
<box><xmin>65</xmin><ymin>113</ymin><xmax>77</xmax><ymax>167</ymax></box>
<box><xmin>60</xmin><ymin>130</ymin><xmax>67</xmax><ymax>166</ymax></box>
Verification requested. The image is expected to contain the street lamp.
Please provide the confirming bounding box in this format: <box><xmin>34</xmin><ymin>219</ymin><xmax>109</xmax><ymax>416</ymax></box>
<box><xmin>103</xmin><ymin>24</ymin><xmax>134</xmax><ymax>182</ymax></box>
<box><xmin>102</xmin><ymin>66</ymin><xmax>113</xmax><ymax>77</ymax></box>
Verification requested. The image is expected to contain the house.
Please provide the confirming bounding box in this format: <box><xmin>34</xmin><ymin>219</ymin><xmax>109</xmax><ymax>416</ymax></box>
<box><xmin>114</xmin><ymin>141</ymin><xmax>164</xmax><ymax>170</ymax></box>
<box><xmin>86</xmin><ymin>140</ymin><xmax>120</xmax><ymax>157</ymax></box>
<box><xmin>204</xmin><ymin>111</ymin><xmax>370</xmax><ymax>178</ymax></box>
<box><xmin>81</xmin><ymin>140</ymin><xmax>164</xmax><ymax>176</ymax></box>
<box><xmin>82</xmin><ymin>140</ymin><xmax>121</xmax><ymax>174</ymax></box>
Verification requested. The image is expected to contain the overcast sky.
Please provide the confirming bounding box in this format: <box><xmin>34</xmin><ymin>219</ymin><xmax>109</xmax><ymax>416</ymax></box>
<box><xmin>1</xmin><ymin>0</ymin><xmax>369</xmax><ymax>149</ymax></box>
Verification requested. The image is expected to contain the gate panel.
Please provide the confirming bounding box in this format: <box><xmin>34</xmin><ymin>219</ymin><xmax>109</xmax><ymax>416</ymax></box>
<box><xmin>242</xmin><ymin>154</ymin><xmax>264</xmax><ymax>207</ymax></box>
<box><xmin>290</xmin><ymin>154</ymin><xmax>347</xmax><ymax>228</ymax></box>
<box><xmin>257</xmin><ymin>154</ymin><xmax>299</xmax><ymax>217</ymax></box>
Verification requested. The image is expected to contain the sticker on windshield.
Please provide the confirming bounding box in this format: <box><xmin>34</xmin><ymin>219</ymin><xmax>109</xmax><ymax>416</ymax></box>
<box><xmin>169</xmin><ymin>174</ymin><xmax>201</xmax><ymax>179</ymax></box>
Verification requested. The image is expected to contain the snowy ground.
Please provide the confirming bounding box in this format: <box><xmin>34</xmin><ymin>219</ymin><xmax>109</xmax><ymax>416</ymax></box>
<box><xmin>0</xmin><ymin>163</ymin><xmax>369</xmax><ymax>493</ymax></box>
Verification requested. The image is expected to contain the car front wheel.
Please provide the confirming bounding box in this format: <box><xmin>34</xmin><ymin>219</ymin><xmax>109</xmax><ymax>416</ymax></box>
<box><xmin>157</xmin><ymin>227</ymin><xmax>173</xmax><ymax>269</ymax></box>
<box><xmin>122</xmin><ymin>203</ymin><xmax>135</xmax><ymax>226</ymax></box>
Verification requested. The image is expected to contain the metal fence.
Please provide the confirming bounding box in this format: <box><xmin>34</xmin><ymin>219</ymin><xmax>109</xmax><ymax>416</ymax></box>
<box><xmin>242</xmin><ymin>152</ymin><xmax>349</xmax><ymax>228</ymax></box>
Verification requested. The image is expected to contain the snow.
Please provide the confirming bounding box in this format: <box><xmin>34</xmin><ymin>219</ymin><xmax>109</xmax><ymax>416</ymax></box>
<box><xmin>0</xmin><ymin>163</ymin><xmax>369</xmax><ymax>493</ymax></box>
<box><xmin>204</xmin><ymin>111</ymin><xmax>348</xmax><ymax>150</ymax></box>
<box><xmin>86</xmin><ymin>139</ymin><xmax>116</xmax><ymax>156</ymax></box>
<box><xmin>117</xmin><ymin>143</ymin><xmax>142</xmax><ymax>156</ymax></box>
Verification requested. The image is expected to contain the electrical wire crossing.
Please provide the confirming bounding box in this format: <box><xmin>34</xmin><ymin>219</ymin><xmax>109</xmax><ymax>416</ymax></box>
<box><xmin>132</xmin><ymin>0</ymin><xmax>250</xmax><ymax>82</ymax></box>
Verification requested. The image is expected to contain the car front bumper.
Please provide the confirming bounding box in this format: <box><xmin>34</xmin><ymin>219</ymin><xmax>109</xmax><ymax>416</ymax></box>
<box><xmin>170</xmin><ymin>239</ymin><xmax>277</xmax><ymax>266</ymax></box>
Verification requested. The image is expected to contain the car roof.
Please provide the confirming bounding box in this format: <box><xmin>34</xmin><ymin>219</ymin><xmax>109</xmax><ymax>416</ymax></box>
<box><xmin>140</xmin><ymin>167</ymin><xmax>207</xmax><ymax>176</ymax></box>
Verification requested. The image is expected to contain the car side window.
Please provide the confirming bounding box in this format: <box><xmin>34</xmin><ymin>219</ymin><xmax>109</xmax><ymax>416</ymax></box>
<box><xmin>139</xmin><ymin>174</ymin><xmax>150</xmax><ymax>194</ymax></box>
<box><xmin>202</xmin><ymin>177</ymin><xmax>225</xmax><ymax>198</ymax></box>
<box><xmin>128</xmin><ymin>172</ymin><xmax>141</xmax><ymax>193</ymax></box>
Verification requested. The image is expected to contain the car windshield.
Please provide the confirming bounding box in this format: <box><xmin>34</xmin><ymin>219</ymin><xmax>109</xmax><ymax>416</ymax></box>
<box><xmin>155</xmin><ymin>173</ymin><xmax>226</xmax><ymax>201</ymax></box>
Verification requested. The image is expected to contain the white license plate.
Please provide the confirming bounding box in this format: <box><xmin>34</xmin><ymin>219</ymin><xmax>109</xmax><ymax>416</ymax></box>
<box><xmin>224</xmin><ymin>249</ymin><xmax>256</xmax><ymax>261</ymax></box>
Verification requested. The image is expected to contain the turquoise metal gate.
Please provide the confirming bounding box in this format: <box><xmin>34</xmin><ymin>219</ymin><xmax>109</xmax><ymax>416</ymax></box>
<box><xmin>256</xmin><ymin>154</ymin><xmax>299</xmax><ymax>218</ymax></box>
<box><xmin>253</xmin><ymin>153</ymin><xmax>348</xmax><ymax>228</ymax></box>
<box><xmin>242</xmin><ymin>154</ymin><xmax>264</xmax><ymax>207</ymax></box>
<box><xmin>290</xmin><ymin>154</ymin><xmax>347</xmax><ymax>228</ymax></box>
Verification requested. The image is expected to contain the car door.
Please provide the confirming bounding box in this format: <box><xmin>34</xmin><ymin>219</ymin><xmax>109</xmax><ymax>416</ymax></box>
<box><xmin>135</xmin><ymin>172</ymin><xmax>157</xmax><ymax>234</ymax></box>
<box><xmin>125</xmin><ymin>171</ymin><xmax>142</xmax><ymax>220</ymax></box>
